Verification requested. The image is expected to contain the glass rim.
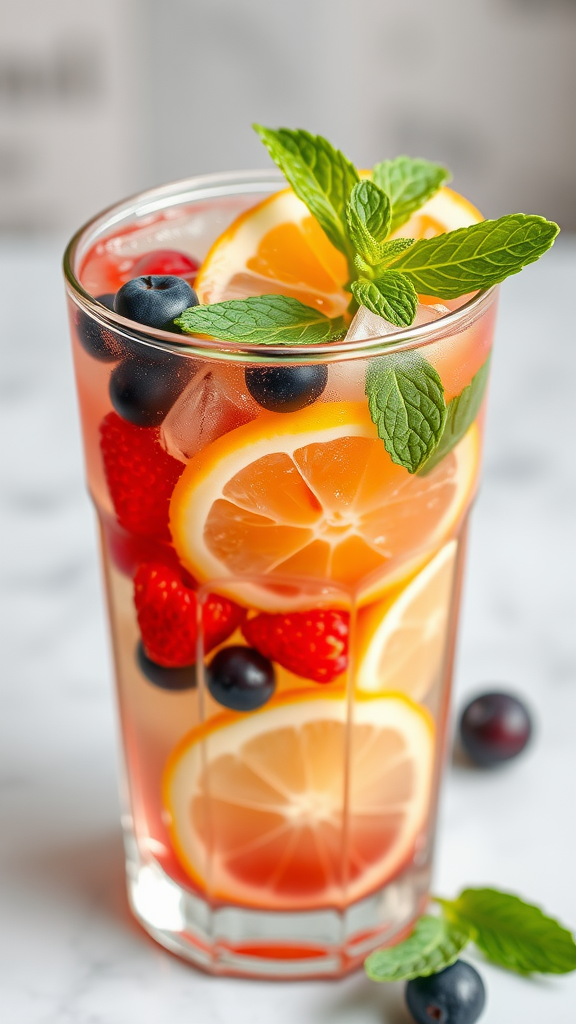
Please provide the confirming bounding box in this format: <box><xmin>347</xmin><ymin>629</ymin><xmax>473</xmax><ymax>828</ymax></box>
<box><xmin>63</xmin><ymin>169</ymin><xmax>496</xmax><ymax>365</ymax></box>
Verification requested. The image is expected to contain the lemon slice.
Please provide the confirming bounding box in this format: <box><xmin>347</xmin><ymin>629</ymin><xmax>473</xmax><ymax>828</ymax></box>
<box><xmin>356</xmin><ymin>541</ymin><xmax>459</xmax><ymax>700</ymax></box>
<box><xmin>194</xmin><ymin>185</ymin><xmax>482</xmax><ymax>311</ymax></box>
<box><xmin>163</xmin><ymin>690</ymin><xmax>434</xmax><ymax>909</ymax></box>
<box><xmin>169</xmin><ymin>403</ymin><xmax>480</xmax><ymax>610</ymax></box>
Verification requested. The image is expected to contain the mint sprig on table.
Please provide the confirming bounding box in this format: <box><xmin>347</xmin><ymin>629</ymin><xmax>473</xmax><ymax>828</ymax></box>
<box><xmin>365</xmin><ymin>886</ymin><xmax>576</xmax><ymax>983</ymax></box>
<box><xmin>176</xmin><ymin>124</ymin><xmax>558</xmax><ymax>474</ymax></box>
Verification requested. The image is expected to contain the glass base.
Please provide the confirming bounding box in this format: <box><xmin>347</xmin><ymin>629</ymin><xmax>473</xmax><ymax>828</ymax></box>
<box><xmin>125</xmin><ymin>833</ymin><xmax>430</xmax><ymax>979</ymax></box>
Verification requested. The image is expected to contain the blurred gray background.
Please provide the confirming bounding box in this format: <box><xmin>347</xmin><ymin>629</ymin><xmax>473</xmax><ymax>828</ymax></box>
<box><xmin>1</xmin><ymin>0</ymin><xmax>575</xmax><ymax>232</ymax></box>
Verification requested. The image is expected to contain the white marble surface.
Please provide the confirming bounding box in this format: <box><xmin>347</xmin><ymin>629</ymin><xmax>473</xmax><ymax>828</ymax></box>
<box><xmin>1</xmin><ymin>236</ymin><xmax>575</xmax><ymax>1023</ymax></box>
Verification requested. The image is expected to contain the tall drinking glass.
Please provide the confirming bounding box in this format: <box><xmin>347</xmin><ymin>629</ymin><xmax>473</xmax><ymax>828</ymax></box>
<box><xmin>63</xmin><ymin>171</ymin><xmax>497</xmax><ymax>978</ymax></box>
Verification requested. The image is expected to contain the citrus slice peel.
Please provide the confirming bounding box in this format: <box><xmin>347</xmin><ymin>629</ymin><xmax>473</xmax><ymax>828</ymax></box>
<box><xmin>163</xmin><ymin>689</ymin><xmax>435</xmax><ymax>909</ymax></box>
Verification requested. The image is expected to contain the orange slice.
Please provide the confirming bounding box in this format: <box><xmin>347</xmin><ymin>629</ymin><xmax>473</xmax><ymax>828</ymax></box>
<box><xmin>163</xmin><ymin>690</ymin><xmax>434</xmax><ymax>909</ymax></box>
<box><xmin>356</xmin><ymin>541</ymin><xmax>458</xmax><ymax>700</ymax></box>
<box><xmin>169</xmin><ymin>402</ymin><xmax>480</xmax><ymax>610</ymax></box>
<box><xmin>194</xmin><ymin>185</ymin><xmax>482</xmax><ymax>314</ymax></box>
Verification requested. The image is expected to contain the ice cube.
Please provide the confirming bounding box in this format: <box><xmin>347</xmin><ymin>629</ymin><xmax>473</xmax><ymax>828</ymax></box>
<box><xmin>160</xmin><ymin>363</ymin><xmax>260</xmax><ymax>462</ymax></box>
<box><xmin>324</xmin><ymin>303</ymin><xmax>450</xmax><ymax>403</ymax></box>
<box><xmin>344</xmin><ymin>302</ymin><xmax>449</xmax><ymax>343</ymax></box>
<box><xmin>106</xmin><ymin>194</ymin><xmax>260</xmax><ymax>264</ymax></box>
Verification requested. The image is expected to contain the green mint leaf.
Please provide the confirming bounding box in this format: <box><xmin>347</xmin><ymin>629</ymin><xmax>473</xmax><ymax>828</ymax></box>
<box><xmin>365</xmin><ymin>915</ymin><xmax>470</xmax><ymax>983</ymax></box>
<box><xmin>353</xmin><ymin>252</ymin><xmax>373</xmax><ymax>278</ymax></box>
<box><xmin>438</xmin><ymin>888</ymin><xmax>576</xmax><ymax>976</ymax></box>
<box><xmin>420</xmin><ymin>355</ymin><xmax>491</xmax><ymax>473</ymax></box>
<box><xmin>388</xmin><ymin>214</ymin><xmax>559</xmax><ymax>298</ymax></box>
<box><xmin>253</xmin><ymin>124</ymin><xmax>358</xmax><ymax>266</ymax></box>
<box><xmin>175</xmin><ymin>295</ymin><xmax>346</xmax><ymax>345</ymax></box>
<box><xmin>352</xmin><ymin>271</ymin><xmax>418</xmax><ymax>328</ymax></box>
<box><xmin>365</xmin><ymin>351</ymin><xmax>447</xmax><ymax>473</ymax></box>
<box><xmin>373</xmin><ymin>156</ymin><xmax>451</xmax><ymax>233</ymax></box>
<box><xmin>346</xmin><ymin>179</ymin><xmax>391</xmax><ymax>265</ymax></box>
<box><xmin>376</xmin><ymin>237</ymin><xmax>416</xmax><ymax>264</ymax></box>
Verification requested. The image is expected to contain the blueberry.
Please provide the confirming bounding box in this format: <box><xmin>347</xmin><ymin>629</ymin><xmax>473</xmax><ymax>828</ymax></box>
<box><xmin>460</xmin><ymin>691</ymin><xmax>532</xmax><ymax>767</ymax></box>
<box><xmin>75</xmin><ymin>294</ymin><xmax>126</xmax><ymax>362</ymax></box>
<box><xmin>109</xmin><ymin>349</ymin><xmax>196</xmax><ymax>427</ymax></box>
<box><xmin>245</xmin><ymin>364</ymin><xmax>327</xmax><ymax>412</ymax></box>
<box><xmin>405</xmin><ymin>961</ymin><xmax>486</xmax><ymax>1024</ymax></box>
<box><xmin>114</xmin><ymin>275</ymin><xmax>198</xmax><ymax>330</ymax></box>
<box><xmin>136</xmin><ymin>642</ymin><xmax>196</xmax><ymax>691</ymax></box>
<box><xmin>207</xmin><ymin>646</ymin><xmax>276</xmax><ymax>711</ymax></box>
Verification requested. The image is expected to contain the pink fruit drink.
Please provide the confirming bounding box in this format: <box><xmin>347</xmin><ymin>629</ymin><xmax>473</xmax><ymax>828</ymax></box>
<box><xmin>65</xmin><ymin>171</ymin><xmax>497</xmax><ymax>977</ymax></box>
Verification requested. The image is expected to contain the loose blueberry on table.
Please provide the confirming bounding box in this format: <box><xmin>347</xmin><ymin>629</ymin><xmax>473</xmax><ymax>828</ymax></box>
<box><xmin>405</xmin><ymin>960</ymin><xmax>486</xmax><ymax>1024</ymax></box>
<box><xmin>459</xmin><ymin>691</ymin><xmax>532</xmax><ymax>766</ymax></box>
<box><xmin>207</xmin><ymin>646</ymin><xmax>276</xmax><ymax>711</ymax></box>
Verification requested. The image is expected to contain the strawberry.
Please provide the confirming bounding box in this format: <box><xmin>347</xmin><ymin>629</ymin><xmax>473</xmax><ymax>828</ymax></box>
<box><xmin>102</xmin><ymin>517</ymin><xmax>182</xmax><ymax>578</ymax></box>
<box><xmin>134</xmin><ymin>562</ymin><xmax>245</xmax><ymax>668</ymax></box>
<box><xmin>242</xmin><ymin>609</ymin><xmax>349</xmax><ymax>684</ymax></box>
<box><xmin>100</xmin><ymin>411</ymin><xmax>184</xmax><ymax>541</ymax></box>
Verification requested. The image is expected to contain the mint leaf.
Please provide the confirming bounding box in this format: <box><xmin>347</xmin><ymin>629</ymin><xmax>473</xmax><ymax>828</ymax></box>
<box><xmin>376</xmin><ymin>237</ymin><xmax>416</xmax><ymax>263</ymax></box>
<box><xmin>175</xmin><ymin>295</ymin><xmax>346</xmax><ymax>345</ymax></box>
<box><xmin>388</xmin><ymin>214</ymin><xmax>559</xmax><ymax>297</ymax></box>
<box><xmin>253</xmin><ymin>125</ymin><xmax>358</xmax><ymax>267</ymax></box>
<box><xmin>346</xmin><ymin>180</ymin><xmax>391</xmax><ymax>265</ymax></box>
<box><xmin>352</xmin><ymin>271</ymin><xmax>418</xmax><ymax>327</ymax></box>
<box><xmin>420</xmin><ymin>355</ymin><xmax>491</xmax><ymax>473</ymax></box>
<box><xmin>365</xmin><ymin>915</ymin><xmax>470</xmax><ymax>983</ymax></box>
<box><xmin>438</xmin><ymin>888</ymin><xmax>576</xmax><ymax>976</ymax></box>
<box><xmin>373</xmin><ymin>156</ymin><xmax>451</xmax><ymax>233</ymax></box>
<box><xmin>366</xmin><ymin>352</ymin><xmax>446</xmax><ymax>472</ymax></box>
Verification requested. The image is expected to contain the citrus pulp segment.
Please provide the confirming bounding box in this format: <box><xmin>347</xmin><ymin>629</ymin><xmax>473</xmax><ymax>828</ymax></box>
<box><xmin>393</xmin><ymin>186</ymin><xmax>482</xmax><ymax>241</ymax></box>
<box><xmin>194</xmin><ymin>185</ymin><xmax>482</xmax><ymax>316</ymax></box>
<box><xmin>163</xmin><ymin>691</ymin><xmax>434</xmax><ymax>909</ymax></box>
<box><xmin>356</xmin><ymin>541</ymin><xmax>459</xmax><ymax>700</ymax></box>
<box><xmin>169</xmin><ymin>404</ymin><xmax>480</xmax><ymax>611</ymax></box>
<box><xmin>194</xmin><ymin>189</ymin><xmax>350</xmax><ymax>315</ymax></box>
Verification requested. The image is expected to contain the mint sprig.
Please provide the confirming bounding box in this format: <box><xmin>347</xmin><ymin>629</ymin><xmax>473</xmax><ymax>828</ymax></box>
<box><xmin>437</xmin><ymin>889</ymin><xmax>576</xmax><ymax>976</ymax></box>
<box><xmin>365</xmin><ymin>887</ymin><xmax>576</xmax><ymax>984</ymax></box>
<box><xmin>175</xmin><ymin>295</ymin><xmax>346</xmax><ymax>345</ymax></box>
<box><xmin>373</xmin><ymin>155</ymin><xmax>452</xmax><ymax>233</ymax></box>
<box><xmin>254</xmin><ymin>125</ymin><xmax>559</xmax><ymax>325</ymax></box>
<box><xmin>174</xmin><ymin>125</ymin><xmax>558</xmax><ymax>473</ymax></box>
<box><xmin>388</xmin><ymin>215</ymin><xmax>560</xmax><ymax>298</ymax></box>
<box><xmin>365</xmin><ymin>352</ymin><xmax>446</xmax><ymax>473</ymax></box>
<box><xmin>345</xmin><ymin>179</ymin><xmax>391</xmax><ymax>266</ymax></box>
<box><xmin>253</xmin><ymin>125</ymin><xmax>359</xmax><ymax>273</ymax></box>
<box><xmin>365</xmin><ymin>915</ymin><xmax>469</xmax><ymax>983</ymax></box>
<box><xmin>351</xmin><ymin>272</ymin><xmax>418</xmax><ymax>328</ymax></box>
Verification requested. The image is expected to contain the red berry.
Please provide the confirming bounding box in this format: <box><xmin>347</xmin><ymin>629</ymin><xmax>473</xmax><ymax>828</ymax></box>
<box><xmin>102</xmin><ymin>517</ymin><xmax>182</xmax><ymax>578</ymax></box>
<box><xmin>131</xmin><ymin>249</ymin><xmax>200</xmax><ymax>281</ymax></box>
<box><xmin>242</xmin><ymin>609</ymin><xmax>349</xmax><ymax>683</ymax></box>
<box><xmin>100</xmin><ymin>411</ymin><xmax>184</xmax><ymax>541</ymax></box>
<box><xmin>134</xmin><ymin>562</ymin><xmax>245</xmax><ymax>668</ymax></box>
